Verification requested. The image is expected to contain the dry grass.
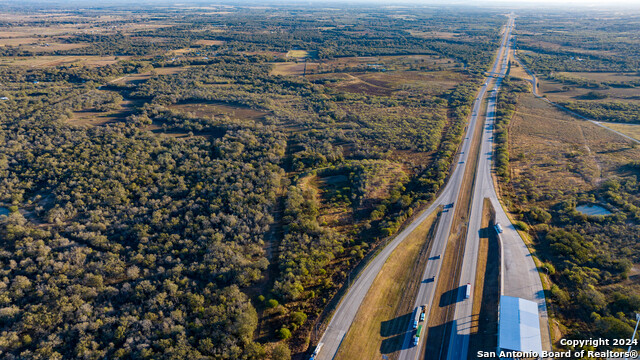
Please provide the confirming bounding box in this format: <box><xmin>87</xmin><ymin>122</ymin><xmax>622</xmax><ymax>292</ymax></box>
<box><xmin>556</xmin><ymin>71</ymin><xmax>640</xmax><ymax>83</ymax></box>
<box><xmin>508</xmin><ymin>49</ymin><xmax>533</xmax><ymax>81</ymax></box>
<box><xmin>68</xmin><ymin>98</ymin><xmax>142</xmax><ymax>127</ymax></box>
<box><xmin>0</xmin><ymin>55</ymin><xmax>130</xmax><ymax>67</ymax></box>
<box><xmin>270</xmin><ymin>62</ymin><xmax>319</xmax><ymax>76</ymax></box>
<box><xmin>596</xmin><ymin>122</ymin><xmax>640</xmax><ymax>141</ymax></box>
<box><xmin>286</xmin><ymin>50</ymin><xmax>318</xmax><ymax>59</ymax></box>
<box><xmin>334</xmin><ymin>211</ymin><xmax>438</xmax><ymax>360</ymax></box>
<box><xmin>169</xmin><ymin>101</ymin><xmax>267</xmax><ymax>122</ymax></box>
<box><xmin>538</xmin><ymin>77</ymin><xmax>640</xmax><ymax>104</ymax></box>
<box><xmin>316</xmin><ymin>70</ymin><xmax>465</xmax><ymax>97</ymax></box>
<box><xmin>194</xmin><ymin>39</ymin><xmax>225</xmax><ymax>46</ymax></box>
<box><xmin>408</xmin><ymin>30</ymin><xmax>460</xmax><ymax>39</ymax></box>
<box><xmin>467</xmin><ymin>199</ymin><xmax>500</xmax><ymax>355</ymax></box>
<box><xmin>506</xmin><ymin>92</ymin><xmax>640</xmax><ymax>210</ymax></box>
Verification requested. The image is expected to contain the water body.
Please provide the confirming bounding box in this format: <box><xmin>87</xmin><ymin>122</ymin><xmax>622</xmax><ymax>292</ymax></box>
<box><xmin>0</xmin><ymin>207</ymin><xmax>9</xmax><ymax>216</ymax></box>
<box><xmin>576</xmin><ymin>204</ymin><xmax>612</xmax><ymax>216</ymax></box>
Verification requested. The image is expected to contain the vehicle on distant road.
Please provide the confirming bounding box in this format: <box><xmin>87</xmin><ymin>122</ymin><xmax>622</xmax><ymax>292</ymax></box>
<box><xmin>413</xmin><ymin>320</ymin><xmax>418</xmax><ymax>330</ymax></box>
<box><xmin>465</xmin><ymin>283</ymin><xmax>471</xmax><ymax>299</ymax></box>
<box><xmin>419</xmin><ymin>312</ymin><xmax>425</xmax><ymax>322</ymax></box>
<box><xmin>495</xmin><ymin>223</ymin><xmax>503</xmax><ymax>234</ymax></box>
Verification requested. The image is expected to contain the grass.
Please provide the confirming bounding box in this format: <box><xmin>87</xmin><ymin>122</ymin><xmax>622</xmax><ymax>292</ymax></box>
<box><xmin>286</xmin><ymin>50</ymin><xmax>318</xmax><ymax>59</ymax></box>
<box><xmin>538</xmin><ymin>76</ymin><xmax>640</xmax><ymax>104</ymax></box>
<box><xmin>270</xmin><ymin>62</ymin><xmax>319</xmax><ymax>76</ymax></box>
<box><xmin>169</xmin><ymin>101</ymin><xmax>267</xmax><ymax>122</ymax></box>
<box><xmin>334</xmin><ymin>210</ymin><xmax>438</xmax><ymax>360</ymax></box>
<box><xmin>467</xmin><ymin>198</ymin><xmax>499</xmax><ymax>355</ymax></box>
<box><xmin>194</xmin><ymin>39</ymin><xmax>225</xmax><ymax>46</ymax></box>
<box><xmin>0</xmin><ymin>55</ymin><xmax>129</xmax><ymax>67</ymax></box>
<box><xmin>498</xmin><ymin>87</ymin><xmax>640</xmax><ymax>346</ymax></box>
<box><xmin>597</xmin><ymin>122</ymin><xmax>640</xmax><ymax>141</ymax></box>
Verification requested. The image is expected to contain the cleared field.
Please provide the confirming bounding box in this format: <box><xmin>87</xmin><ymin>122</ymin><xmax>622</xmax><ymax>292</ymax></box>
<box><xmin>597</xmin><ymin>122</ymin><xmax>640</xmax><ymax>141</ymax></box>
<box><xmin>508</xmin><ymin>50</ymin><xmax>534</xmax><ymax>81</ymax></box>
<box><xmin>109</xmin><ymin>67</ymin><xmax>188</xmax><ymax>84</ymax></box>
<box><xmin>506</xmin><ymin>92</ymin><xmax>640</xmax><ymax>210</ymax></box>
<box><xmin>0</xmin><ymin>55</ymin><xmax>130</xmax><ymax>67</ymax></box>
<box><xmin>194</xmin><ymin>39</ymin><xmax>226</xmax><ymax>46</ymax></box>
<box><xmin>313</xmin><ymin>70</ymin><xmax>465</xmax><ymax>97</ymax></box>
<box><xmin>270</xmin><ymin>62</ymin><xmax>319</xmax><ymax>76</ymax></box>
<box><xmin>334</xmin><ymin>211</ymin><xmax>438</xmax><ymax>360</ymax></box>
<box><xmin>538</xmin><ymin>76</ymin><xmax>640</xmax><ymax>104</ymax></box>
<box><xmin>0</xmin><ymin>37</ymin><xmax>41</xmax><ymax>46</ymax></box>
<box><xmin>408</xmin><ymin>30</ymin><xmax>460</xmax><ymax>39</ymax></box>
<box><xmin>556</xmin><ymin>71</ymin><xmax>640</xmax><ymax>83</ymax></box>
<box><xmin>69</xmin><ymin>98</ymin><xmax>142</xmax><ymax>127</ymax></box>
<box><xmin>286</xmin><ymin>50</ymin><xmax>318</xmax><ymax>59</ymax></box>
<box><xmin>169</xmin><ymin>101</ymin><xmax>267</xmax><ymax>122</ymax></box>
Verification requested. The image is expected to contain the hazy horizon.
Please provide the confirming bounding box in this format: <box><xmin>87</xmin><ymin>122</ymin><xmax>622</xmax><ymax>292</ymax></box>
<box><xmin>2</xmin><ymin>0</ymin><xmax>640</xmax><ymax>10</ymax></box>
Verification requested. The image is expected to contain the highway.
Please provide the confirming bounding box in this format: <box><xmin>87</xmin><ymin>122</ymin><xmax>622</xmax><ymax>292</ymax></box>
<box><xmin>315</xmin><ymin>15</ymin><xmax>518</xmax><ymax>360</ymax></box>
<box><xmin>399</xmin><ymin>15</ymin><xmax>517</xmax><ymax>360</ymax></box>
<box><xmin>446</xmin><ymin>16</ymin><xmax>551</xmax><ymax>360</ymax></box>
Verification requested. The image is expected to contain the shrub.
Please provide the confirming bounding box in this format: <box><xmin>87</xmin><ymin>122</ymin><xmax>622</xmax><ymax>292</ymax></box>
<box><xmin>291</xmin><ymin>311</ymin><xmax>307</xmax><ymax>326</ymax></box>
<box><xmin>277</xmin><ymin>327</ymin><xmax>292</xmax><ymax>340</ymax></box>
<box><xmin>267</xmin><ymin>299</ymin><xmax>279</xmax><ymax>309</ymax></box>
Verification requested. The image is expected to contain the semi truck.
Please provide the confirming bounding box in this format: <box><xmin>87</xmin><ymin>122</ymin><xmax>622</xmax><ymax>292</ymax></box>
<box><xmin>419</xmin><ymin>304</ymin><xmax>428</xmax><ymax>321</ymax></box>
<box><xmin>413</xmin><ymin>324</ymin><xmax>423</xmax><ymax>346</ymax></box>
<box><xmin>309</xmin><ymin>343</ymin><xmax>323</xmax><ymax>360</ymax></box>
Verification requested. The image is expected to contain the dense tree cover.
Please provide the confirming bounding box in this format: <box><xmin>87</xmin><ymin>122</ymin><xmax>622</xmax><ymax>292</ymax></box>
<box><xmin>558</xmin><ymin>101</ymin><xmax>640</xmax><ymax>124</ymax></box>
<box><xmin>494</xmin><ymin>77</ymin><xmax>528</xmax><ymax>181</ymax></box>
<box><xmin>517</xmin><ymin>49</ymin><xmax>639</xmax><ymax>73</ymax></box>
<box><xmin>546</xmin><ymin>73</ymin><xmax>640</xmax><ymax>91</ymax></box>
<box><xmin>515</xmin><ymin>11</ymin><xmax>640</xmax><ymax>73</ymax></box>
<box><xmin>0</xmin><ymin>4</ymin><xmax>502</xmax><ymax>358</ymax></box>
<box><xmin>0</xmin><ymin>118</ymin><xmax>285</xmax><ymax>358</ymax></box>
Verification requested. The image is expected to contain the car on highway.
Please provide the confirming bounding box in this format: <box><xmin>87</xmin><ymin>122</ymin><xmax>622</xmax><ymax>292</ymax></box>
<box><xmin>419</xmin><ymin>312</ymin><xmax>425</xmax><ymax>322</ymax></box>
<box><xmin>413</xmin><ymin>336</ymin><xmax>419</xmax><ymax>346</ymax></box>
<box><xmin>413</xmin><ymin>320</ymin><xmax>418</xmax><ymax>330</ymax></box>
<box><xmin>465</xmin><ymin>283</ymin><xmax>471</xmax><ymax>299</ymax></box>
<box><xmin>495</xmin><ymin>223</ymin><xmax>503</xmax><ymax>233</ymax></box>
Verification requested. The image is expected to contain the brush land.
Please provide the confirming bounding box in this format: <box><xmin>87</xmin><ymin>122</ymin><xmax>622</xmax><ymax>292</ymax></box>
<box><xmin>0</xmin><ymin>4</ymin><xmax>504</xmax><ymax>359</ymax></box>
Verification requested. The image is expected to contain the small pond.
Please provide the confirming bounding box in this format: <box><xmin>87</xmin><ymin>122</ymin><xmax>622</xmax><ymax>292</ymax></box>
<box><xmin>0</xmin><ymin>207</ymin><xmax>9</xmax><ymax>216</ymax></box>
<box><xmin>576</xmin><ymin>204</ymin><xmax>612</xmax><ymax>216</ymax></box>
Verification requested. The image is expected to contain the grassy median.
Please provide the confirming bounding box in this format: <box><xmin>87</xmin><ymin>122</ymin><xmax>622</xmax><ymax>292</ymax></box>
<box><xmin>335</xmin><ymin>211</ymin><xmax>439</xmax><ymax>360</ymax></box>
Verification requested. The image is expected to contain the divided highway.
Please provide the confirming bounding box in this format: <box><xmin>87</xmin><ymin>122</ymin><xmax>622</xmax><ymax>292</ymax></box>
<box><xmin>446</xmin><ymin>15</ymin><xmax>552</xmax><ymax>359</ymax></box>
<box><xmin>397</xmin><ymin>15</ymin><xmax>517</xmax><ymax>360</ymax></box>
<box><xmin>316</xmin><ymin>15</ymin><xmax>519</xmax><ymax>360</ymax></box>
